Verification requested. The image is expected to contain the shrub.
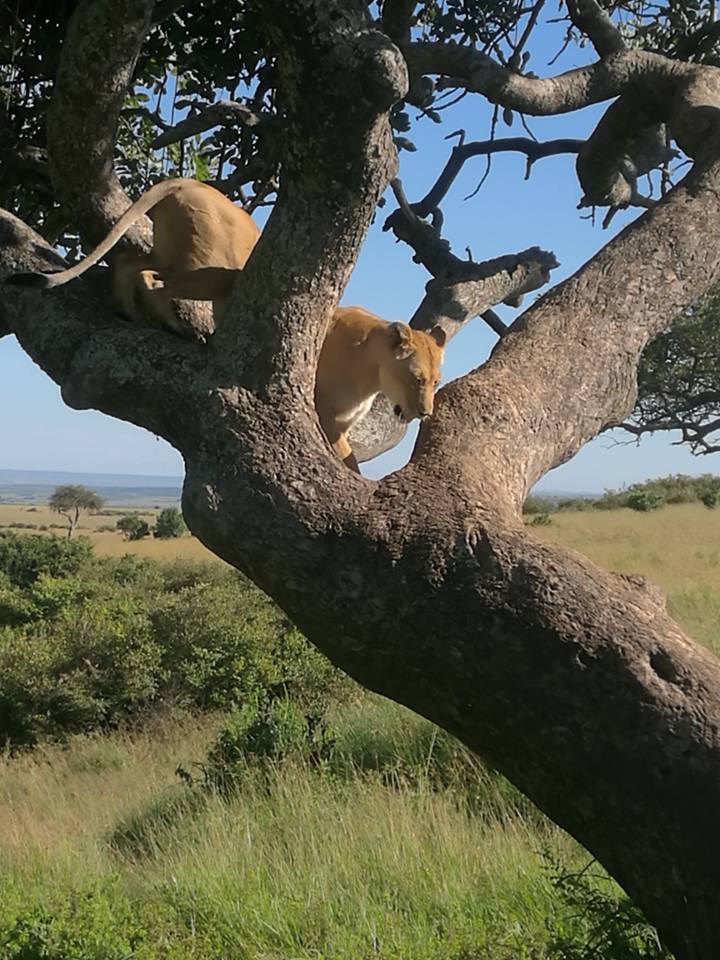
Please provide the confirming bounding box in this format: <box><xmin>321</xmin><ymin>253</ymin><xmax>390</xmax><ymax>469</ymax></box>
<box><xmin>154</xmin><ymin>507</ymin><xmax>186</xmax><ymax>539</ymax></box>
<box><xmin>0</xmin><ymin>532</ymin><xmax>92</xmax><ymax>587</ymax></box>
<box><xmin>544</xmin><ymin>854</ymin><xmax>672</xmax><ymax>958</ymax></box>
<box><xmin>528</xmin><ymin>512</ymin><xmax>553</xmax><ymax>526</ymax></box>
<box><xmin>0</xmin><ymin>535</ymin><xmax>343</xmax><ymax>748</ymax></box>
<box><xmin>523</xmin><ymin>495</ymin><xmax>555</xmax><ymax>515</ymax></box>
<box><xmin>189</xmin><ymin>698</ymin><xmax>336</xmax><ymax>793</ymax></box>
<box><xmin>116</xmin><ymin>514</ymin><xmax>150</xmax><ymax>540</ymax></box>
<box><xmin>0</xmin><ymin>597</ymin><xmax>162</xmax><ymax>745</ymax></box>
<box><xmin>626</xmin><ymin>490</ymin><xmax>664</xmax><ymax>512</ymax></box>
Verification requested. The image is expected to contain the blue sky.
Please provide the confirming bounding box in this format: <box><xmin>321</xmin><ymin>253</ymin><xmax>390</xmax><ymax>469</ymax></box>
<box><xmin>1</xmin><ymin>16</ymin><xmax>715</xmax><ymax>493</ymax></box>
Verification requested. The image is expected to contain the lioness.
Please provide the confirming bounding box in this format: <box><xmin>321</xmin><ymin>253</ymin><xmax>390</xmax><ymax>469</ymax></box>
<box><xmin>7</xmin><ymin>180</ymin><xmax>446</xmax><ymax>470</ymax></box>
<box><xmin>316</xmin><ymin>306</ymin><xmax>445</xmax><ymax>471</ymax></box>
<box><xmin>8</xmin><ymin>178</ymin><xmax>260</xmax><ymax>335</ymax></box>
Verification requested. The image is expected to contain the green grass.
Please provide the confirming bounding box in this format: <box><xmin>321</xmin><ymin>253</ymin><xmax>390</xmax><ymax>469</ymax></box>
<box><xmin>1</xmin><ymin>504</ymin><xmax>712</xmax><ymax>958</ymax></box>
<box><xmin>534</xmin><ymin>502</ymin><xmax>720</xmax><ymax>653</ymax></box>
<box><xmin>0</xmin><ymin>701</ymin><xmax>577</xmax><ymax>960</ymax></box>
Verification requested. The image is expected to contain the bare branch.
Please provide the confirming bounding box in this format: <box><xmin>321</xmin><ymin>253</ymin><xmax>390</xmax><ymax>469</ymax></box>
<box><xmin>414</xmin><ymin>136</ymin><xmax>584</xmax><ymax>217</ymax></box>
<box><xmin>415</xmin><ymin>121</ymin><xmax>720</xmax><ymax>504</ymax></box>
<box><xmin>149</xmin><ymin>99</ymin><xmax>277</xmax><ymax>149</ymax></box>
<box><xmin>385</xmin><ymin>178</ymin><xmax>558</xmax><ymax>333</ymax></box>
<box><xmin>508</xmin><ymin>0</ymin><xmax>547</xmax><ymax>69</ymax></box>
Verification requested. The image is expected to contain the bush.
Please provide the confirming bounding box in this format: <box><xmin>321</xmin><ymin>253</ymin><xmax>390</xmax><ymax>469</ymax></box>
<box><xmin>0</xmin><ymin>534</ymin><xmax>343</xmax><ymax>748</ymax></box>
<box><xmin>626</xmin><ymin>490</ymin><xmax>664</xmax><ymax>512</ymax></box>
<box><xmin>594</xmin><ymin>474</ymin><xmax>720</xmax><ymax>511</ymax></box>
<box><xmin>528</xmin><ymin>512</ymin><xmax>553</xmax><ymax>526</ymax></box>
<box><xmin>116</xmin><ymin>515</ymin><xmax>150</xmax><ymax>540</ymax></box>
<box><xmin>700</xmin><ymin>489</ymin><xmax>719</xmax><ymax>509</ymax></box>
<box><xmin>154</xmin><ymin>507</ymin><xmax>186</xmax><ymax>539</ymax></box>
<box><xmin>523</xmin><ymin>495</ymin><xmax>555</xmax><ymax>515</ymax></box>
<box><xmin>0</xmin><ymin>532</ymin><xmax>92</xmax><ymax>587</ymax></box>
<box><xmin>544</xmin><ymin>855</ymin><xmax>672</xmax><ymax>958</ymax></box>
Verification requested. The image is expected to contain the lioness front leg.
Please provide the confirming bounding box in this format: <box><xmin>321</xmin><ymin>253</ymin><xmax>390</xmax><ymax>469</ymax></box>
<box><xmin>112</xmin><ymin>251</ymin><xmax>157</xmax><ymax>321</ymax></box>
<box><xmin>332</xmin><ymin>433</ymin><xmax>361</xmax><ymax>473</ymax></box>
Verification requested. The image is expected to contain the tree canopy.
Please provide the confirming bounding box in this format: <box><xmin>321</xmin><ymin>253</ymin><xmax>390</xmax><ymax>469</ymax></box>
<box><xmin>48</xmin><ymin>483</ymin><xmax>104</xmax><ymax>538</ymax></box>
<box><xmin>3</xmin><ymin>2</ymin><xmax>720</xmax><ymax>957</ymax></box>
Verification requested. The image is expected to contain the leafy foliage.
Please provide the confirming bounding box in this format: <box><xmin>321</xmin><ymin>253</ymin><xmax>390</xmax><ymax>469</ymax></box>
<box><xmin>0</xmin><ymin>534</ymin><xmax>342</xmax><ymax>748</ymax></box>
<box><xmin>626</xmin><ymin>490</ymin><xmax>664</xmax><ymax>512</ymax></box>
<box><xmin>116</xmin><ymin>514</ymin><xmax>151</xmax><ymax>540</ymax></box>
<box><xmin>631</xmin><ymin>286</ymin><xmax>720</xmax><ymax>454</ymax></box>
<box><xmin>544</xmin><ymin>856</ymin><xmax>673</xmax><ymax>959</ymax></box>
<box><xmin>0</xmin><ymin>531</ymin><xmax>92</xmax><ymax>587</ymax></box>
<box><xmin>153</xmin><ymin>507</ymin><xmax>186</xmax><ymax>539</ymax></box>
<box><xmin>523</xmin><ymin>474</ymin><xmax>720</xmax><ymax>513</ymax></box>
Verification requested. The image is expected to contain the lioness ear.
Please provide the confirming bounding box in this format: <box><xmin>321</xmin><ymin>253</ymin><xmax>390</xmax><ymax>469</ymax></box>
<box><xmin>388</xmin><ymin>321</ymin><xmax>415</xmax><ymax>359</ymax></box>
<box><xmin>429</xmin><ymin>325</ymin><xmax>447</xmax><ymax>349</ymax></box>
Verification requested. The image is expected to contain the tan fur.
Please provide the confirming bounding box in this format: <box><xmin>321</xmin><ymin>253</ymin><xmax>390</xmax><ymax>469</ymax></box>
<box><xmin>315</xmin><ymin>306</ymin><xmax>446</xmax><ymax>471</ymax></box>
<box><xmin>29</xmin><ymin>179</ymin><xmax>260</xmax><ymax>335</ymax></box>
<box><xmin>18</xmin><ymin>180</ymin><xmax>446</xmax><ymax>468</ymax></box>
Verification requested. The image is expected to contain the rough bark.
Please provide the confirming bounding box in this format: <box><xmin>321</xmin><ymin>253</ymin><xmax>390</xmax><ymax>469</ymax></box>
<box><xmin>46</xmin><ymin>0</ymin><xmax>156</xmax><ymax>249</ymax></box>
<box><xmin>4</xmin><ymin>4</ymin><xmax>720</xmax><ymax>957</ymax></box>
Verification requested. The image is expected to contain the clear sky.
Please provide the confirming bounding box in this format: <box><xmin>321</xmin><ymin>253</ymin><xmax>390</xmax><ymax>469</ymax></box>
<box><xmin>2</xmin><ymin>17</ymin><xmax>715</xmax><ymax>493</ymax></box>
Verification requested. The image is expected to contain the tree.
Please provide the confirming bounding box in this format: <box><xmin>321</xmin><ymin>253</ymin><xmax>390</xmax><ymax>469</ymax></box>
<box><xmin>3</xmin><ymin>1</ymin><xmax>720</xmax><ymax>956</ymax></box>
<box><xmin>624</xmin><ymin>285</ymin><xmax>720</xmax><ymax>454</ymax></box>
<box><xmin>116</xmin><ymin>513</ymin><xmax>151</xmax><ymax>540</ymax></box>
<box><xmin>154</xmin><ymin>507</ymin><xmax>186</xmax><ymax>539</ymax></box>
<box><xmin>48</xmin><ymin>484</ymin><xmax>104</xmax><ymax>538</ymax></box>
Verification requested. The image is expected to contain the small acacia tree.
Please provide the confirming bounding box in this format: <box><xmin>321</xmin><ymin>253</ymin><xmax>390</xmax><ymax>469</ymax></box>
<box><xmin>48</xmin><ymin>484</ymin><xmax>104</xmax><ymax>539</ymax></box>
<box><xmin>4</xmin><ymin>1</ymin><xmax>720</xmax><ymax>956</ymax></box>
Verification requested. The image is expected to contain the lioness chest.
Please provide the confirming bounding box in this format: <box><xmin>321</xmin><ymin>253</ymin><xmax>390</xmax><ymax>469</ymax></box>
<box><xmin>315</xmin><ymin>307</ymin><xmax>384</xmax><ymax>430</ymax></box>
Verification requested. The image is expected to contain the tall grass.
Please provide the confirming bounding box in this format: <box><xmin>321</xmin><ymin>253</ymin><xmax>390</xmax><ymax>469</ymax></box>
<box><xmin>534</xmin><ymin>503</ymin><xmax>720</xmax><ymax>653</ymax></box>
<box><xmin>0</xmin><ymin>701</ymin><xmax>580</xmax><ymax>959</ymax></box>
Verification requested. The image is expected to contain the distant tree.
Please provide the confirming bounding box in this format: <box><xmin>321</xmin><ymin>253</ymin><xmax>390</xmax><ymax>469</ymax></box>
<box><xmin>154</xmin><ymin>507</ymin><xmax>186</xmax><ymax>539</ymax></box>
<box><xmin>48</xmin><ymin>484</ymin><xmax>104</xmax><ymax>538</ymax></box>
<box><xmin>624</xmin><ymin>286</ymin><xmax>720</xmax><ymax>454</ymax></box>
<box><xmin>116</xmin><ymin>514</ymin><xmax>150</xmax><ymax>541</ymax></box>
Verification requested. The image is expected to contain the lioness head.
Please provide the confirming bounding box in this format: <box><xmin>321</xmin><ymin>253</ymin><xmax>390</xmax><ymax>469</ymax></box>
<box><xmin>379</xmin><ymin>322</ymin><xmax>447</xmax><ymax>422</ymax></box>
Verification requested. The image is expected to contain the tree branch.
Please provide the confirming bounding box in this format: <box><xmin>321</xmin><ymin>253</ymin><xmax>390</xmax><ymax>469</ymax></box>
<box><xmin>385</xmin><ymin>177</ymin><xmax>558</xmax><ymax>331</ymax></box>
<box><xmin>0</xmin><ymin>208</ymin><xmax>206</xmax><ymax>449</ymax></box>
<box><xmin>46</xmin><ymin>0</ymin><xmax>156</xmax><ymax>250</ymax></box>
<box><xmin>380</xmin><ymin>0</ymin><xmax>417</xmax><ymax>44</ymax></box>
<box><xmin>415</xmin><ymin>145</ymin><xmax>720</xmax><ymax>505</ymax></box>
<box><xmin>412</xmin><ymin>135</ymin><xmax>584</xmax><ymax>218</ymax></box>
<box><xmin>566</xmin><ymin>0</ymin><xmax>625</xmax><ymax>56</ymax></box>
<box><xmin>403</xmin><ymin>44</ymin><xmax>684</xmax><ymax>117</ymax></box>
<box><xmin>149</xmin><ymin>99</ymin><xmax>277</xmax><ymax>149</ymax></box>
<box><xmin>215</xmin><ymin>1</ymin><xmax>408</xmax><ymax>395</ymax></box>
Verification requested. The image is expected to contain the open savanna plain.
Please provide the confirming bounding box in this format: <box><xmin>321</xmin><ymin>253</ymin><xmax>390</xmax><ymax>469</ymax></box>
<box><xmin>0</xmin><ymin>501</ymin><xmax>217</xmax><ymax>560</ymax></box>
<box><xmin>0</xmin><ymin>502</ymin><xmax>715</xmax><ymax>959</ymax></box>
